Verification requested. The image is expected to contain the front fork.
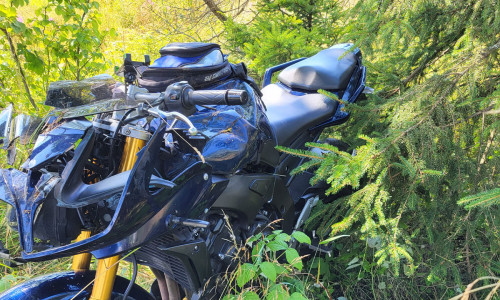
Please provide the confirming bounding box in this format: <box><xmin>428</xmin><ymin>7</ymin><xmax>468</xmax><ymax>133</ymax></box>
<box><xmin>71</xmin><ymin>136</ymin><xmax>146</xmax><ymax>300</ymax></box>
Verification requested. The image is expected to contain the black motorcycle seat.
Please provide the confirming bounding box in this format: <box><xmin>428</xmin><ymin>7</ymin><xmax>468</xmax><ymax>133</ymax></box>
<box><xmin>261</xmin><ymin>83</ymin><xmax>338</xmax><ymax>146</ymax></box>
<box><xmin>277</xmin><ymin>47</ymin><xmax>357</xmax><ymax>91</ymax></box>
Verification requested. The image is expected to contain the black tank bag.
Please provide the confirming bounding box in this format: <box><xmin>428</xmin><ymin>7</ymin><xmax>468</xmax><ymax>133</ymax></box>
<box><xmin>136</xmin><ymin>42</ymin><xmax>261</xmax><ymax>95</ymax></box>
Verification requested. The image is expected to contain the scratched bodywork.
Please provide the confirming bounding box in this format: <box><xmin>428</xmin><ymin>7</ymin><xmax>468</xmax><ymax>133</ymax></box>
<box><xmin>22</xmin><ymin>119</ymin><xmax>92</xmax><ymax>170</ymax></box>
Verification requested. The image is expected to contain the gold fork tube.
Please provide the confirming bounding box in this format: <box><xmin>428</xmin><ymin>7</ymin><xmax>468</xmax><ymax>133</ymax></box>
<box><xmin>118</xmin><ymin>137</ymin><xmax>147</xmax><ymax>171</ymax></box>
<box><xmin>89</xmin><ymin>136</ymin><xmax>146</xmax><ymax>300</ymax></box>
<box><xmin>89</xmin><ymin>256</ymin><xmax>121</xmax><ymax>300</ymax></box>
<box><xmin>71</xmin><ymin>230</ymin><xmax>92</xmax><ymax>272</ymax></box>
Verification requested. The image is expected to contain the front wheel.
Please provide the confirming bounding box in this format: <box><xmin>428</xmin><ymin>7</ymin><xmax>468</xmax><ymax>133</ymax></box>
<box><xmin>0</xmin><ymin>271</ymin><xmax>154</xmax><ymax>300</ymax></box>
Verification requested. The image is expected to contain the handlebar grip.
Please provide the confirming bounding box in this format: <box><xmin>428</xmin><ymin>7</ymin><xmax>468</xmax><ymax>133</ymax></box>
<box><xmin>186</xmin><ymin>89</ymin><xmax>248</xmax><ymax>107</ymax></box>
<box><xmin>134</xmin><ymin>92</ymin><xmax>162</xmax><ymax>102</ymax></box>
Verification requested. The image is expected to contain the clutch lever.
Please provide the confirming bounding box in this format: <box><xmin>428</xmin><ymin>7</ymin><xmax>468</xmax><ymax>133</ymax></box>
<box><xmin>138</xmin><ymin>104</ymin><xmax>198</xmax><ymax>136</ymax></box>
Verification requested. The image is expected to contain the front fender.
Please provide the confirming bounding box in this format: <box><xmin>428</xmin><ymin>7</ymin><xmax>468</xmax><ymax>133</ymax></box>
<box><xmin>0</xmin><ymin>271</ymin><xmax>154</xmax><ymax>300</ymax></box>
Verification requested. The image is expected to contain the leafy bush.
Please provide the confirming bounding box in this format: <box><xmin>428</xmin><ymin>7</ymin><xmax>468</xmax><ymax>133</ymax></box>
<box><xmin>223</xmin><ymin>228</ymin><xmax>327</xmax><ymax>299</ymax></box>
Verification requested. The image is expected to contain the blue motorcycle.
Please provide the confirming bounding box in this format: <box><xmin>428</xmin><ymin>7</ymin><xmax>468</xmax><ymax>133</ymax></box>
<box><xmin>0</xmin><ymin>42</ymin><xmax>367</xmax><ymax>299</ymax></box>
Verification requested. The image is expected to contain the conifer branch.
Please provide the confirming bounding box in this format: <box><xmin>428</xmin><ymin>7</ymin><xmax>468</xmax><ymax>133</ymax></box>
<box><xmin>458</xmin><ymin>188</ymin><xmax>500</xmax><ymax>209</ymax></box>
<box><xmin>401</xmin><ymin>48</ymin><xmax>451</xmax><ymax>87</ymax></box>
<box><xmin>275</xmin><ymin>146</ymin><xmax>325</xmax><ymax>160</ymax></box>
<box><xmin>374</xmin><ymin>39</ymin><xmax>500</xmax><ymax>158</ymax></box>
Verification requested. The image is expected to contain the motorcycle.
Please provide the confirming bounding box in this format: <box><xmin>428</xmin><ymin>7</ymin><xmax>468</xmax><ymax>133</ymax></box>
<box><xmin>0</xmin><ymin>42</ymin><xmax>367</xmax><ymax>299</ymax></box>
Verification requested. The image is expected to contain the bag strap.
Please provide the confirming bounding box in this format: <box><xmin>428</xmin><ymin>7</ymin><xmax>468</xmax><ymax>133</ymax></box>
<box><xmin>230</xmin><ymin>63</ymin><xmax>263</xmax><ymax>97</ymax></box>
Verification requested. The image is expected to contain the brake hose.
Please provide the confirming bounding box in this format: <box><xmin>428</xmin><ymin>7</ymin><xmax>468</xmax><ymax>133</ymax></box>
<box><xmin>122</xmin><ymin>253</ymin><xmax>138</xmax><ymax>300</ymax></box>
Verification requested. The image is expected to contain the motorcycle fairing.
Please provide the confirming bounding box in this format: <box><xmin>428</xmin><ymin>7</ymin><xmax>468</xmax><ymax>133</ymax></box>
<box><xmin>0</xmin><ymin>169</ymin><xmax>60</xmax><ymax>252</ymax></box>
<box><xmin>16</xmin><ymin>122</ymin><xmax>220</xmax><ymax>261</ymax></box>
<box><xmin>54</xmin><ymin>128</ymin><xmax>175</xmax><ymax>208</ymax></box>
<box><xmin>0</xmin><ymin>271</ymin><xmax>155</xmax><ymax>300</ymax></box>
<box><xmin>211</xmin><ymin>174</ymin><xmax>295</xmax><ymax>232</ymax></box>
<box><xmin>160</xmin><ymin>239</ymin><xmax>211</xmax><ymax>291</ymax></box>
<box><xmin>190</xmin><ymin>109</ymin><xmax>259</xmax><ymax>174</ymax></box>
<box><xmin>90</xmin><ymin>166</ymin><xmax>227</xmax><ymax>260</ymax></box>
<box><xmin>22</xmin><ymin>119</ymin><xmax>92</xmax><ymax>170</ymax></box>
<box><xmin>151</xmin><ymin>79</ymin><xmax>263</xmax><ymax>174</ymax></box>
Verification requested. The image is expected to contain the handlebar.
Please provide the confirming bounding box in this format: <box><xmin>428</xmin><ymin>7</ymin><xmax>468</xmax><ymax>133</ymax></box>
<box><xmin>133</xmin><ymin>92</ymin><xmax>161</xmax><ymax>102</ymax></box>
<box><xmin>129</xmin><ymin>82</ymin><xmax>248</xmax><ymax>108</ymax></box>
<box><xmin>129</xmin><ymin>82</ymin><xmax>249</xmax><ymax>136</ymax></box>
<box><xmin>186</xmin><ymin>89</ymin><xmax>248</xmax><ymax>107</ymax></box>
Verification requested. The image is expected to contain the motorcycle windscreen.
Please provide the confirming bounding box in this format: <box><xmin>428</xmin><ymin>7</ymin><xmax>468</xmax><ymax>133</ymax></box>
<box><xmin>45</xmin><ymin>74</ymin><xmax>119</xmax><ymax>108</ymax></box>
<box><xmin>54</xmin><ymin>97</ymin><xmax>137</xmax><ymax>119</ymax></box>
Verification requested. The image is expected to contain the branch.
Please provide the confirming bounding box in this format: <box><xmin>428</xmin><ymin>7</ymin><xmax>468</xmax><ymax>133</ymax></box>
<box><xmin>477</xmin><ymin>128</ymin><xmax>496</xmax><ymax>173</ymax></box>
<box><xmin>439</xmin><ymin>105</ymin><xmax>498</xmax><ymax>128</ymax></box>
<box><xmin>0</xmin><ymin>28</ymin><xmax>38</xmax><ymax>111</ymax></box>
<box><xmin>402</xmin><ymin>48</ymin><xmax>450</xmax><ymax>86</ymax></box>
<box><xmin>202</xmin><ymin>0</ymin><xmax>227</xmax><ymax>22</ymax></box>
<box><xmin>447</xmin><ymin>276</ymin><xmax>500</xmax><ymax>300</ymax></box>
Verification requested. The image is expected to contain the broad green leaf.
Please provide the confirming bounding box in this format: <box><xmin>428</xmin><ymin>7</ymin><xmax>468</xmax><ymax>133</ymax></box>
<box><xmin>273</xmin><ymin>263</ymin><xmax>288</xmax><ymax>276</ymax></box>
<box><xmin>266</xmin><ymin>284</ymin><xmax>289</xmax><ymax>300</ymax></box>
<box><xmin>274</xmin><ymin>233</ymin><xmax>291</xmax><ymax>243</ymax></box>
<box><xmin>347</xmin><ymin>257</ymin><xmax>359</xmax><ymax>265</ymax></box>
<box><xmin>0</xmin><ymin>274</ymin><xmax>20</xmax><ymax>293</ymax></box>
<box><xmin>346</xmin><ymin>263</ymin><xmax>362</xmax><ymax>270</ymax></box>
<box><xmin>10</xmin><ymin>21</ymin><xmax>26</xmax><ymax>34</ymax></box>
<box><xmin>319</xmin><ymin>234</ymin><xmax>350</xmax><ymax>245</ymax></box>
<box><xmin>252</xmin><ymin>240</ymin><xmax>265</xmax><ymax>264</ymax></box>
<box><xmin>285</xmin><ymin>248</ymin><xmax>302</xmax><ymax>271</ymax></box>
<box><xmin>260</xmin><ymin>261</ymin><xmax>277</xmax><ymax>282</ymax></box>
<box><xmin>290</xmin><ymin>292</ymin><xmax>308</xmax><ymax>300</ymax></box>
<box><xmin>243</xmin><ymin>291</ymin><xmax>260</xmax><ymax>300</ymax></box>
<box><xmin>247</xmin><ymin>234</ymin><xmax>261</xmax><ymax>245</ymax></box>
<box><xmin>237</xmin><ymin>263</ymin><xmax>257</xmax><ymax>288</ymax></box>
<box><xmin>292</xmin><ymin>231</ymin><xmax>311</xmax><ymax>245</ymax></box>
<box><xmin>266</xmin><ymin>240</ymin><xmax>287</xmax><ymax>252</ymax></box>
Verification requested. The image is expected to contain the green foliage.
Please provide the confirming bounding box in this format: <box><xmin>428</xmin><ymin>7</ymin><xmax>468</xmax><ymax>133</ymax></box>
<box><xmin>458</xmin><ymin>188</ymin><xmax>500</xmax><ymax>209</ymax></box>
<box><xmin>0</xmin><ymin>0</ymin><xmax>108</xmax><ymax>114</ymax></box>
<box><xmin>226</xmin><ymin>0</ymin><xmax>500</xmax><ymax>298</ymax></box>
<box><xmin>0</xmin><ymin>0</ymin><xmax>497</xmax><ymax>298</ymax></box>
<box><xmin>224</xmin><ymin>230</ymin><xmax>317</xmax><ymax>299</ymax></box>
<box><xmin>224</xmin><ymin>0</ymin><xmax>341</xmax><ymax>77</ymax></box>
<box><xmin>0</xmin><ymin>274</ymin><xmax>25</xmax><ymax>292</ymax></box>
